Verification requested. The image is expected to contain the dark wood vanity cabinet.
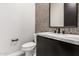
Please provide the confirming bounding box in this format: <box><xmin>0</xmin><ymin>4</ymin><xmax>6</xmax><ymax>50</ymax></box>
<box><xmin>36</xmin><ymin>36</ymin><xmax>79</xmax><ymax>56</ymax></box>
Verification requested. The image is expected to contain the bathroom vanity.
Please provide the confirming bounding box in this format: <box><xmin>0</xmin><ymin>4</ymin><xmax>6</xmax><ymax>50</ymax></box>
<box><xmin>36</xmin><ymin>32</ymin><xmax>79</xmax><ymax>56</ymax></box>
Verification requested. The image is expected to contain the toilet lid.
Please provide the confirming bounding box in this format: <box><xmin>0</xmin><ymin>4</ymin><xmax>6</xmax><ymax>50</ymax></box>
<box><xmin>22</xmin><ymin>42</ymin><xmax>36</xmax><ymax>48</ymax></box>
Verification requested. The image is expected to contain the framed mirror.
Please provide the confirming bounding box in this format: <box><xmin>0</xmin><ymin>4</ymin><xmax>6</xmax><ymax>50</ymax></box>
<box><xmin>49</xmin><ymin>3</ymin><xmax>78</xmax><ymax>28</ymax></box>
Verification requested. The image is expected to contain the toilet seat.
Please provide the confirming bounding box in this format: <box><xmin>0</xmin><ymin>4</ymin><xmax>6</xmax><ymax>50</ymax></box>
<box><xmin>22</xmin><ymin>42</ymin><xmax>36</xmax><ymax>48</ymax></box>
<box><xmin>22</xmin><ymin>42</ymin><xmax>36</xmax><ymax>51</ymax></box>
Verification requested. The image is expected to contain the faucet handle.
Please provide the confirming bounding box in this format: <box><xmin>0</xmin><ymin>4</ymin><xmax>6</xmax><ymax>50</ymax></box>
<box><xmin>54</xmin><ymin>30</ymin><xmax>56</xmax><ymax>33</ymax></box>
<box><xmin>62</xmin><ymin>30</ymin><xmax>65</xmax><ymax>34</ymax></box>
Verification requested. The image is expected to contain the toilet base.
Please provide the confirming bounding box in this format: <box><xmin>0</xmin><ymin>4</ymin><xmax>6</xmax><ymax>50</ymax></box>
<box><xmin>25</xmin><ymin>49</ymin><xmax>35</xmax><ymax>56</ymax></box>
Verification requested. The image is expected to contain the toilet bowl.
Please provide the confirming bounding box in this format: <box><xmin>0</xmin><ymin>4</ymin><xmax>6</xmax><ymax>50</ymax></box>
<box><xmin>22</xmin><ymin>42</ymin><xmax>36</xmax><ymax>56</ymax></box>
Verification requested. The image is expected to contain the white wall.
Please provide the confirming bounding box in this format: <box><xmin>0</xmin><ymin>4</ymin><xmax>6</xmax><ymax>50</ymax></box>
<box><xmin>0</xmin><ymin>3</ymin><xmax>35</xmax><ymax>55</ymax></box>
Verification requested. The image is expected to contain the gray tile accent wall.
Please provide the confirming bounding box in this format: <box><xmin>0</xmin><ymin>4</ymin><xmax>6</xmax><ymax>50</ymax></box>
<box><xmin>35</xmin><ymin>3</ymin><xmax>79</xmax><ymax>34</ymax></box>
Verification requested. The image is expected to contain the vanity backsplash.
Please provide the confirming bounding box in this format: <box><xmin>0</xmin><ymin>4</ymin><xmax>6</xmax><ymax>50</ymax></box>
<box><xmin>35</xmin><ymin>3</ymin><xmax>79</xmax><ymax>35</ymax></box>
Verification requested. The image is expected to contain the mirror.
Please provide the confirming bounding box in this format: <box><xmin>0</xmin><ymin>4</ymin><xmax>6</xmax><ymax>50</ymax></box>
<box><xmin>49</xmin><ymin>3</ymin><xmax>78</xmax><ymax>27</ymax></box>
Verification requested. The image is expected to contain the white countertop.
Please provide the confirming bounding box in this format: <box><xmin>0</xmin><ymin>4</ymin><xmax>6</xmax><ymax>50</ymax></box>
<box><xmin>35</xmin><ymin>32</ymin><xmax>79</xmax><ymax>45</ymax></box>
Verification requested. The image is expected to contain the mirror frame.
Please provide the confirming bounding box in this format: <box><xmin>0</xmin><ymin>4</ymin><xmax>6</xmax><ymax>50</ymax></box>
<box><xmin>49</xmin><ymin>3</ymin><xmax>78</xmax><ymax>28</ymax></box>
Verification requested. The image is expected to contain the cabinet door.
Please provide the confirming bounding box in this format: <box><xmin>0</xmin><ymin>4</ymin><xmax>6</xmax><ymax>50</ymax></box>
<box><xmin>64</xmin><ymin>3</ymin><xmax>78</xmax><ymax>27</ymax></box>
<box><xmin>37</xmin><ymin>36</ymin><xmax>66</xmax><ymax>56</ymax></box>
<box><xmin>37</xmin><ymin>36</ymin><xmax>54</xmax><ymax>56</ymax></box>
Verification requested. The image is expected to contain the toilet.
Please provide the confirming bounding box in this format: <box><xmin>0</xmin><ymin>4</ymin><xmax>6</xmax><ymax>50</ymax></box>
<box><xmin>22</xmin><ymin>42</ymin><xmax>36</xmax><ymax>56</ymax></box>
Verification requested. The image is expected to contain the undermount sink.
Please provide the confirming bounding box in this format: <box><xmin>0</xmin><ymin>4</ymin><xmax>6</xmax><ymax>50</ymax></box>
<box><xmin>64</xmin><ymin>34</ymin><xmax>79</xmax><ymax>38</ymax></box>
